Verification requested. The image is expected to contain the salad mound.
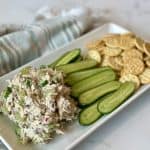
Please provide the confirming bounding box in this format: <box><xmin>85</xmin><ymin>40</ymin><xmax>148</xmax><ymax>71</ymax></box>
<box><xmin>0</xmin><ymin>66</ymin><xmax>77</xmax><ymax>144</ymax></box>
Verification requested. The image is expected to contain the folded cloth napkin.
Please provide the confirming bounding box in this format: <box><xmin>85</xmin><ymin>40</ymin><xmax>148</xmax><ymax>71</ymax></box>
<box><xmin>0</xmin><ymin>7</ymin><xmax>93</xmax><ymax>76</ymax></box>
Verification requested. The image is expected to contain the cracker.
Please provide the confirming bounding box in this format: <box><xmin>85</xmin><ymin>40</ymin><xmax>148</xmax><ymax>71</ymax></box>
<box><xmin>139</xmin><ymin>68</ymin><xmax>150</xmax><ymax>84</ymax></box>
<box><xmin>87</xmin><ymin>50</ymin><xmax>101</xmax><ymax>63</ymax></box>
<box><xmin>86</xmin><ymin>40</ymin><xmax>104</xmax><ymax>50</ymax></box>
<box><xmin>120</xmin><ymin>68</ymin><xmax>129</xmax><ymax>77</ymax></box>
<box><xmin>97</xmin><ymin>46</ymin><xmax>106</xmax><ymax>53</ymax></box>
<box><xmin>108</xmin><ymin>56</ymin><xmax>122</xmax><ymax>70</ymax></box>
<box><xmin>144</xmin><ymin>42</ymin><xmax>150</xmax><ymax>57</ymax></box>
<box><xmin>114</xmin><ymin>56</ymin><xmax>124</xmax><ymax>66</ymax></box>
<box><xmin>101</xmin><ymin>56</ymin><xmax>122</xmax><ymax>70</ymax></box>
<box><xmin>104</xmin><ymin>35</ymin><xmax>120</xmax><ymax>48</ymax></box>
<box><xmin>144</xmin><ymin>56</ymin><xmax>150</xmax><ymax>61</ymax></box>
<box><xmin>120</xmin><ymin>74</ymin><xmax>140</xmax><ymax>89</ymax></box>
<box><xmin>103</xmin><ymin>47</ymin><xmax>122</xmax><ymax>56</ymax></box>
<box><xmin>86</xmin><ymin>33</ymin><xmax>148</xmax><ymax>87</ymax></box>
<box><xmin>101</xmin><ymin>55</ymin><xmax>110</xmax><ymax>67</ymax></box>
<box><xmin>146</xmin><ymin>59</ymin><xmax>150</xmax><ymax>67</ymax></box>
<box><xmin>124</xmin><ymin>58</ymin><xmax>145</xmax><ymax>75</ymax></box>
<box><xmin>135</xmin><ymin>37</ymin><xmax>145</xmax><ymax>52</ymax></box>
<box><xmin>118</xmin><ymin>36</ymin><xmax>135</xmax><ymax>50</ymax></box>
<box><xmin>122</xmin><ymin>48</ymin><xmax>143</xmax><ymax>61</ymax></box>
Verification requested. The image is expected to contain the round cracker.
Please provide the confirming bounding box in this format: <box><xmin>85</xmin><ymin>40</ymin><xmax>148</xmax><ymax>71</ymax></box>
<box><xmin>119</xmin><ymin>74</ymin><xmax>140</xmax><ymax>89</ymax></box>
<box><xmin>118</xmin><ymin>36</ymin><xmax>135</xmax><ymax>50</ymax></box>
<box><xmin>114</xmin><ymin>56</ymin><xmax>124</xmax><ymax>67</ymax></box>
<box><xmin>135</xmin><ymin>37</ymin><xmax>145</xmax><ymax>52</ymax></box>
<box><xmin>120</xmin><ymin>68</ymin><xmax>129</xmax><ymax>77</ymax></box>
<box><xmin>101</xmin><ymin>55</ymin><xmax>110</xmax><ymax>67</ymax></box>
<box><xmin>146</xmin><ymin>59</ymin><xmax>150</xmax><ymax>67</ymax></box>
<box><xmin>143</xmin><ymin>42</ymin><xmax>150</xmax><ymax>57</ymax></box>
<box><xmin>87</xmin><ymin>50</ymin><xmax>101</xmax><ymax>63</ymax></box>
<box><xmin>139</xmin><ymin>68</ymin><xmax>150</xmax><ymax>84</ymax></box>
<box><xmin>97</xmin><ymin>46</ymin><xmax>106</xmax><ymax>53</ymax></box>
<box><xmin>104</xmin><ymin>35</ymin><xmax>120</xmax><ymax>48</ymax></box>
<box><xmin>144</xmin><ymin>56</ymin><xmax>150</xmax><ymax>61</ymax></box>
<box><xmin>122</xmin><ymin>48</ymin><xmax>143</xmax><ymax>61</ymax></box>
<box><xmin>108</xmin><ymin>56</ymin><xmax>123</xmax><ymax>70</ymax></box>
<box><xmin>86</xmin><ymin>40</ymin><xmax>104</xmax><ymax>50</ymax></box>
<box><xmin>124</xmin><ymin>58</ymin><xmax>145</xmax><ymax>75</ymax></box>
<box><xmin>101</xmin><ymin>56</ymin><xmax>122</xmax><ymax>70</ymax></box>
<box><xmin>103</xmin><ymin>47</ymin><xmax>122</xmax><ymax>56</ymax></box>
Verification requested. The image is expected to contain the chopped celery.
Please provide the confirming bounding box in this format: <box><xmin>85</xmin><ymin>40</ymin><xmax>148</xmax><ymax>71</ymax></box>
<box><xmin>18</xmin><ymin>99</ymin><xmax>25</xmax><ymax>106</ymax></box>
<box><xmin>40</xmin><ymin>80</ymin><xmax>48</xmax><ymax>87</ymax></box>
<box><xmin>3</xmin><ymin>87</ymin><xmax>12</xmax><ymax>99</ymax></box>
<box><xmin>25</xmin><ymin>79</ymin><xmax>31</xmax><ymax>88</ymax></box>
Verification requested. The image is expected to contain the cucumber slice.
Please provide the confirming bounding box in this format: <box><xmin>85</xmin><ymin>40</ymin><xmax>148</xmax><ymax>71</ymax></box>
<box><xmin>79</xmin><ymin>93</ymin><xmax>114</xmax><ymax>125</ymax></box>
<box><xmin>48</xmin><ymin>48</ymin><xmax>81</xmax><ymax>67</ymax></box>
<box><xmin>71</xmin><ymin>70</ymin><xmax>116</xmax><ymax>97</ymax></box>
<box><xmin>65</xmin><ymin>67</ymin><xmax>111</xmax><ymax>85</ymax></box>
<box><xmin>73</xmin><ymin>56</ymin><xmax>82</xmax><ymax>62</ymax></box>
<box><xmin>79</xmin><ymin>81</ymin><xmax>121</xmax><ymax>106</ymax></box>
<box><xmin>48</xmin><ymin>53</ymin><xmax>67</xmax><ymax>68</ymax></box>
<box><xmin>79</xmin><ymin>101</ymin><xmax>102</xmax><ymax>125</ymax></box>
<box><xmin>56</xmin><ymin>60</ymin><xmax>97</xmax><ymax>74</ymax></box>
<box><xmin>98</xmin><ymin>82</ymin><xmax>135</xmax><ymax>114</ymax></box>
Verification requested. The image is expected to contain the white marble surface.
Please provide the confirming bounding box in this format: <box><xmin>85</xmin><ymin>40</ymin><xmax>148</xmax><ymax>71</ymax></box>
<box><xmin>0</xmin><ymin>0</ymin><xmax>150</xmax><ymax>150</ymax></box>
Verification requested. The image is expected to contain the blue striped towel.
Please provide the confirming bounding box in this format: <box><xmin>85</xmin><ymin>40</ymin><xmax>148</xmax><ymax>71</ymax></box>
<box><xmin>0</xmin><ymin>7</ymin><xmax>93</xmax><ymax>76</ymax></box>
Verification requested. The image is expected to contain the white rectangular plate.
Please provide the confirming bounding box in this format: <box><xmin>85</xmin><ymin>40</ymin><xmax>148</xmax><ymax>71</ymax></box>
<box><xmin>0</xmin><ymin>23</ymin><xmax>149</xmax><ymax>150</ymax></box>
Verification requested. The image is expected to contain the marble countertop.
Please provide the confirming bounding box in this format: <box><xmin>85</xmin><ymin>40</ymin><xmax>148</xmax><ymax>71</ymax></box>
<box><xmin>0</xmin><ymin>0</ymin><xmax>150</xmax><ymax>150</ymax></box>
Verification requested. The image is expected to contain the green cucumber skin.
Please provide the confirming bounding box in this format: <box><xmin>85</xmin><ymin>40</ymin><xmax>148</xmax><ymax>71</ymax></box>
<box><xmin>71</xmin><ymin>70</ymin><xmax>116</xmax><ymax>97</ymax></box>
<box><xmin>55</xmin><ymin>49</ymin><xmax>81</xmax><ymax>66</ymax></box>
<box><xmin>73</xmin><ymin>56</ymin><xmax>82</xmax><ymax>62</ymax></box>
<box><xmin>79</xmin><ymin>81</ymin><xmax>121</xmax><ymax>106</ymax></box>
<box><xmin>79</xmin><ymin>93</ymin><xmax>114</xmax><ymax>125</ymax></box>
<box><xmin>48</xmin><ymin>52</ymin><xmax>68</xmax><ymax>68</ymax></box>
<box><xmin>98</xmin><ymin>82</ymin><xmax>135</xmax><ymax>114</ymax></box>
<box><xmin>65</xmin><ymin>67</ymin><xmax>111</xmax><ymax>86</ymax></box>
<box><xmin>56</xmin><ymin>60</ymin><xmax>97</xmax><ymax>74</ymax></box>
<box><xmin>48</xmin><ymin>48</ymin><xmax>80</xmax><ymax>67</ymax></box>
<box><xmin>79</xmin><ymin>101</ymin><xmax>102</xmax><ymax>125</ymax></box>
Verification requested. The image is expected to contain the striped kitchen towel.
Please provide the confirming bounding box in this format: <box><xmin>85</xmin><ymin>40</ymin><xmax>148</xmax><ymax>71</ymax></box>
<box><xmin>0</xmin><ymin>7</ymin><xmax>93</xmax><ymax>76</ymax></box>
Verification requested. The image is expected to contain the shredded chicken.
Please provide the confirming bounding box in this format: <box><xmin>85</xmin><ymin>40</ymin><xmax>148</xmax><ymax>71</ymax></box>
<box><xmin>0</xmin><ymin>66</ymin><xmax>77</xmax><ymax>144</ymax></box>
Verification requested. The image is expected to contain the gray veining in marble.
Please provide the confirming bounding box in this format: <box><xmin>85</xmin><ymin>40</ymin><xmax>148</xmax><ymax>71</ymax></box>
<box><xmin>0</xmin><ymin>0</ymin><xmax>150</xmax><ymax>150</ymax></box>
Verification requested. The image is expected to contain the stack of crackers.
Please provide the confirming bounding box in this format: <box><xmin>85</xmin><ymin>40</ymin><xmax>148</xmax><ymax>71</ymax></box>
<box><xmin>86</xmin><ymin>33</ymin><xmax>150</xmax><ymax>89</ymax></box>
